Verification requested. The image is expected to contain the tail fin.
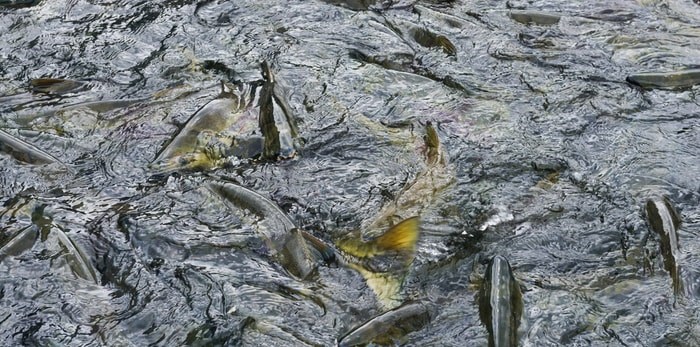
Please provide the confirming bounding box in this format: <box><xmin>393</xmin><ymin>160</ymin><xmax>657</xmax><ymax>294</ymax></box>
<box><xmin>339</xmin><ymin>216</ymin><xmax>420</xmax><ymax>259</ymax></box>
<box><xmin>375</xmin><ymin>216</ymin><xmax>420</xmax><ymax>254</ymax></box>
<box><xmin>348</xmin><ymin>265</ymin><xmax>405</xmax><ymax>309</ymax></box>
<box><xmin>337</xmin><ymin>217</ymin><xmax>421</xmax><ymax>308</ymax></box>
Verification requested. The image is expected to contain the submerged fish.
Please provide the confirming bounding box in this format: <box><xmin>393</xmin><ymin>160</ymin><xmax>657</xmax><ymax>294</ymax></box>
<box><xmin>337</xmin><ymin>122</ymin><xmax>454</xmax><ymax>308</ymax></box>
<box><xmin>627</xmin><ymin>69</ymin><xmax>700</xmax><ymax>89</ymax></box>
<box><xmin>362</xmin><ymin>121</ymin><xmax>453</xmax><ymax>233</ymax></box>
<box><xmin>0</xmin><ymin>128</ymin><xmax>61</xmax><ymax>164</ymax></box>
<box><xmin>509</xmin><ymin>10</ymin><xmax>561</xmax><ymax>26</ymax></box>
<box><xmin>645</xmin><ymin>195</ymin><xmax>683</xmax><ymax>296</ymax></box>
<box><xmin>0</xmin><ymin>0</ymin><xmax>40</xmax><ymax>8</ymax></box>
<box><xmin>478</xmin><ymin>255</ymin><xmax>523</xmax><ymax>347</ymax></box>
<box><xmin>0</xmin><ymin>201</ymin><xmax>98</xmax><ymax>284</ymax></box>
<box><xmin>30</xmin><ymin>78</ymin><xmax>86</xmax><ymax>95</ymax></box>
<box><xmin>337</xmin><ymin>300</ymin><xmax>433</xmax><ymax>347</ymax></box>
<box><xmin>207</xmin><ymin>181</ymin><xmax>320</xmax><ymax>280</ymax></box>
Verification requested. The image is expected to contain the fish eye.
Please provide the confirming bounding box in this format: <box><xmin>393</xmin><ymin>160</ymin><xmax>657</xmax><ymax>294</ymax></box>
<box><xmin>178</xmin><ymin>156</ymin><xmax>191</xmax><ymax>166</ymax></box>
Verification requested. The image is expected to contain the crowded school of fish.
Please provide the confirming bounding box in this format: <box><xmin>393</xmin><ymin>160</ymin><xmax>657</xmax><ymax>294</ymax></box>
<box><xmin>0</xmin><ymin>60</ymin><xmax>689</xmax><ymax>346</ymax></box>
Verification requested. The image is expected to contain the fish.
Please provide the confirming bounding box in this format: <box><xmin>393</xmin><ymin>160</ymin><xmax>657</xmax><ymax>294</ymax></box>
<box><xmin>627</xmin><ymin>69</ymin><xmax>700</xmax><ymax>90</ymax></box>
<box><xmin>411</xmin><ymin>28</ymin><xmax>457</xmax><ymax>56</ymax></box>
<box><xmin>206</xmin><ymin>179</ymin><xmax>416</xmax><ymax>290</ymax></box>
<box><xmin>151</xmin><ymin>80</ymin><xmax>258</xmax><ymax>173</ymax></box>
<box><xmin>0</xmin><ymin>0</ymin><xmax>39</xmax><ymax>8</ymax></box>
<box><xmin>151</xmin><ymin>62</ymin><xmax>300</xmax><ymax>173</ymax></box>
<box><xmin>337</xmin><ymin>217</ymin><xmax>421</xmax><ymax>308</ymax></box>
<box><xmin>509</xmin><ymin>10</ymin><xmax>561</xmax><ymax>26</ymax></box>
<box><xmin>0</xmin><ymin>128</ymin><xmax>61</xmax><ymax>164</ymax></box>
<box><xmin>645</xmin><ymin>195</ymin><xmax>683</xmax><ymax>296</ymax></box>
<box><xmin>336</xmin><ymin>121</ymin><xmax>454</xmax><ymax>308</ymax></box>
<box><xmin>336</xmin><ymin>300</ymin><xmax>433</xmax><ymax>347</ymax></box>
<box><xmin>29</xmin><ymin>78</ymin><xmax>86</xmax><ymax>95</ymax></box>
<box><xmin>258</xmin><ymin>61</ymin><xmax>299</xmax><ymax>160</ymax></box>
<box><xmin>213</xmin><ymin>122</ymin><xmax>451</xmax><ymax>309</ymax></box>
<box><xmin>361</xmin><ymin>121</ymin><xmax>453</xmax><ymax>233</ymax></box>
<box><xmin>0</xmin><ymin>225</ymin><xmax>37</xmax><ymax>260</ymax></box>
<box><xmin>478</xmin><ymin>255</ymin><xmax>523</xmax><ymax>347</ymax></box>
<box><xmin>207</xmin><ymin>181</ymin><xmax>320</xmax><ymax>280</ymax></box>
<box><xmin>0</xmin><ymin>201</ymin><xmax>98</xmax><ymax>284</ymax></box>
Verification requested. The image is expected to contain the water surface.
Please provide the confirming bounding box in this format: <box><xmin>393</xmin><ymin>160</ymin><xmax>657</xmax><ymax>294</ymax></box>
<box><xmin>1</xmin><ymin>0</ymin><xmax>700</xmax><ymax>345</ymax></box>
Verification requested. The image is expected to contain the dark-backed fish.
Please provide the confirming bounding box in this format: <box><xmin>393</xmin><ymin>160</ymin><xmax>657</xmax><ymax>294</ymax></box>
<box><xmin>337</xmin><ymin>300</ymin><xmax>433</xmax><ymax>346</ymax></box>
<box><xmin>0</xmin><ymin>0</ymin><xmax>40</xmax><ymax>8</ymax></box>
<box><xmin>627</xmin><ymin>69</ymin><xmax>700</xmax><ymax>89</ymax></box>
<box><xmin>258</xmin><ymin>61</ymin><xmax>299</xmax><ymax>160</ymax></box>
<box><xmin>410</xmin><ymin>27</ymin><xmax>457</xmax><ymax>56</ymax></box>
<box><xmin>478</xmin><ymin>255</ymin><xmax>523</xmax><ymax>347</ymax></box>
<box><xmin>30</xmin><ymin>78</ymin><xmax>86</xmax><ymax>95</ymax></box>
<box><xmin>207</xmin><ymin>181</ymin><xmax>319</xmax><ymax>280</ymax></box>
<box><xmin>645</xmin><ymin>195</ymin><xmax>683</xmax><ymax>296</ymax></box>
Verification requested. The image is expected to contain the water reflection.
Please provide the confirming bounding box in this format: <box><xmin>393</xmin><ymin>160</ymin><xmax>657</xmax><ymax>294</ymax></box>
<box><xmin>1</xmin><ymin>0</ymin><xmax>700</xmax><ymax>345</ymax></box>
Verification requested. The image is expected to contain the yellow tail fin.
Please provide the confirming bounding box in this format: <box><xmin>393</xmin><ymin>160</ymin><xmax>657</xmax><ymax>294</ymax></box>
<box><xmin>336</xmin><ymin>217</ymin><xmax>420</xmax><ymax>308</ymax></box>
<box><xmin>338</xmin><ymin>216</ymin><xmax>420</xmax><ymax>259</ymax></box>
<box><xmin>374</xmin><ymin>216</ymin><xmax>420</xmax><ymax>253</ymax></box>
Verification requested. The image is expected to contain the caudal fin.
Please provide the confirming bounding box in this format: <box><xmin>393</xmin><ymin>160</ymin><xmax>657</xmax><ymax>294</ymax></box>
<box><xmin>374</xmin><ymin>216</ymin><xmax>420</xmax><ymax>254</ymax></box>
<box><xmin>337</xmin><ymin>217</ymin><xmax>421</xmax><ymax>308</ymax></box>
<box><xmin>338</xmin><ymin>216</ymin><xmax>420</xmax><ymax>259</ymax></box>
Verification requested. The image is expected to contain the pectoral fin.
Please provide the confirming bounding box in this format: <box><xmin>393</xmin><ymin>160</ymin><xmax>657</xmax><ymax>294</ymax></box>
<box><xmin>300</xmin><ymin>230</ymin><xmax>337</xmax><ymax>265</ymax></box>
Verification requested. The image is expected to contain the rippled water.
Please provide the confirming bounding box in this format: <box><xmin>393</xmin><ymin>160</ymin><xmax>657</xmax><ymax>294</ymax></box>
<box><xmin>1</xmin><ymin>0</ymin><xmax>700</xmax><ymax>346</ymax></box>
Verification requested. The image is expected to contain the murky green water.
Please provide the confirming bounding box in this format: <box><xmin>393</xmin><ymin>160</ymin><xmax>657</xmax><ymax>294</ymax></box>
<box><xmin>1</xmin><ymin>0</ymin><xmax>700</xmax><ymax>346</ymax></box>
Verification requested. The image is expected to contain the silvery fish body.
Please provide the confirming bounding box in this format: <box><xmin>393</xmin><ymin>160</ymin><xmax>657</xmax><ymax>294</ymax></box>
<box><xmin>645</xmin><ymin>196</ymin><xmax>683</xmax><ymax>296</ymax></box>
<box><xmin>478</xmin><ymin>255</ymin><xmax>523</xmax><ymax>347</ymax></box>
<box><xmin>627</xmin><ymin>69</ymin><xmax>700</xmax><ymax>89</ymax></box>
<box><xmin>207</xmin><ymin>181</ymin><xmax>317</xmax><ymax>280</ymax></box>
<box><xmin>0</xmin><ymin>128</ymin><xmax>60</xmax><ymax>165</ymax></box>
<box><xmin>337</xmin><ymin>301</ymin><xmax>432</xmax><ymax>347</ymax></box>
<box><xmin>153</xmin><ymin>81</ymin><xmax>257</xmax><ymax>168</ymax></box>
<box><xmin>151</xmin><ymin>62</ymin><xmax>300</xmax><ymax>172</ymax></box>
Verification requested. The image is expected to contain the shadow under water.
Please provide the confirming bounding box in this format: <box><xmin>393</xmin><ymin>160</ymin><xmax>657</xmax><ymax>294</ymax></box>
<box><xmin>1</xmin><ymin>0</ymin><xmax>700</xmax><ymax>346</ymax></box>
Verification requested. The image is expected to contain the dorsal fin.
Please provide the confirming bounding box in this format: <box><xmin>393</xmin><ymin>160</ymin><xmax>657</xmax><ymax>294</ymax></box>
<box><xmin>261</xmin><ymin>60</ymin><xmax>274</xmax><ymax>83</ymax></box>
